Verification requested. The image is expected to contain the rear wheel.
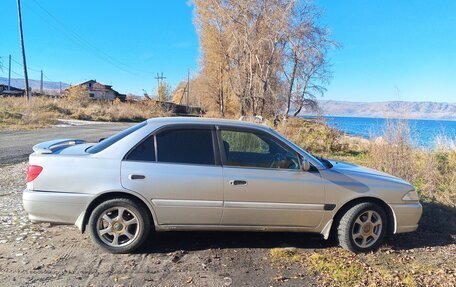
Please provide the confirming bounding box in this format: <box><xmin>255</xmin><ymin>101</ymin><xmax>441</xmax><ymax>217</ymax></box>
<box><xmin>88</xmin><ymin>198</ymin><xmax>150</xmax><ymax>253</ymax></box>
<box><xmin>337</xmin><ymin>202</ymin><xmax>387</xmax><ymax>253</ymax></box>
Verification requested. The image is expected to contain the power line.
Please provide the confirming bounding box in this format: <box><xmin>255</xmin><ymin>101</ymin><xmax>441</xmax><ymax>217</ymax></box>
<box><xmin>8</xmin><ymin>68</ymin><xmax>54</xmax><ymax>86</ymax></box>
<box><xmin>9</xmin><ymin>56</ymin><xmax>54</xmax><ymax>82</ymax></box>
<box><xmin>43</xmin><ymin>74</ymin><xmax>53</xmax><ymax>82</ymax></box>
<box><xmin>0</xmin><ymin>56</ymin><xmax>8</xmax><ymax>71</ymax></box>
<box><xmin>26</xmin><ymin>1</ymin><xmax>127</xmax><ymax>72</ymax></box>
<box><xmin>22</xmin><ymin>1</ymin><xmax>129</xmax><ymax>74</ymax></box>
<box><xmin>11</xmin><ymin>69</ymin><xmax>23</xmax><ymax>77</ymax></box>
<box><xmin>10</xmin><ymin>56</ymin><xmax>41</xmax><ymax>72</ymax></box>
<box><xmin>2</xmin><ymin>55</ymin><xmax>52</xmax><ymax>82</ymax></box>
<box><xmin>28</xmin><ymin>0</ymin><xmax>155</xmax><ymax>75</ymax></box>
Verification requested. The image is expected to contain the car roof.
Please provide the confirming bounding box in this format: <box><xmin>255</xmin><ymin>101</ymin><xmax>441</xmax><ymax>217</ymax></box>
<box><xmin>146</xmin><ymin>117</ymin><xmax>271</xmax><ymax>130</ymax></box>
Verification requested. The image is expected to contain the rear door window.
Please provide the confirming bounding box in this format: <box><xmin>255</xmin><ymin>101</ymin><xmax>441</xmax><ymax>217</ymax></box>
<box><xmin>156</xmin><ymin>128</ymin><xmax>215</xmax><ymax>165</ymax></box>
<box><xmin>125</xmin><ymin>135</ymin><xmax>155</xmax><ymax>162</ymax></box>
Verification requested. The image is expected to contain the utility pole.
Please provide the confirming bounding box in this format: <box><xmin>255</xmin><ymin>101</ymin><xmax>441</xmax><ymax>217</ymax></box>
<box><xmin>186</xmin><ymin>68</ymin><xmax>190</xmax><ymax>108</ymax></box>
<box><xmin>17</xmin><ymin>0</ymin><xmax>30</xmax><ymax>100</ymax></box>
<box><xmin>40</xmin><ymin>70</ymin><xmax>43</xmax><ymax>94</ymax></box>
<box><xmin>154</xmin><ymin>72</ymin><xmax>166</xmax><ymax>97</ymax></box>
<box><xmin>8</xmin><ymin>55</ymin><xmax>11</xmax><ymax>91</ymax></box>
<box><xmin>59</xmin><ymin>81</ymin><xmax>62</xmax><ymax>95</ymax></box>
<box><xmin>155</xmin><ymin>72</ymin><xmax>166</xmax><ymax>89</ymax></box>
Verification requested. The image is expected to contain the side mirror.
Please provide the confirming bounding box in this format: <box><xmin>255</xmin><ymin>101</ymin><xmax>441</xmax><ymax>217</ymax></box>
<box><xmin>301</xmin><ymin>158</ymin><xmax>311</xmax><ymax>172</ymax></box>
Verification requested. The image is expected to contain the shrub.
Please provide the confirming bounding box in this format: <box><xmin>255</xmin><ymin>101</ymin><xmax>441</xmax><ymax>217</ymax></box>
<box><xmin>0</xmin><ymin>97</ymin><xmax>167</xmax><ymax>130</ymax></box>
<box><xmin>368</xmin><ymin>119</ymin><xmax>414</xmax><ymax>182</ymax></box>
<box><xmin>276</xmin><ymin>117</ymin><xmax>347</xmax><ymax>154</ymax></box>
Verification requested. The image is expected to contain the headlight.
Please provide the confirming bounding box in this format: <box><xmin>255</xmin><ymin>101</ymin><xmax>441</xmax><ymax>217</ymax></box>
<box><xmin>402</xmin><ymin>190</ymin><xmax>420</xmax><ymax>201</ymax></box>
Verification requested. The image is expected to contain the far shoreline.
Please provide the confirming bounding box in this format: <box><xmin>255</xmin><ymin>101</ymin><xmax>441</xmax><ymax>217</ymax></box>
<box><xmin>301</xmin><ymin>114</ymin><xmax>456</xmax><ymax>122</ymax></box>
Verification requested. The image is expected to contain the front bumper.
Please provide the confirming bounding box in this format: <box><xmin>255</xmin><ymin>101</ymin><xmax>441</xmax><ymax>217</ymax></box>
<box><xmin>389</xmin><ymin>202</ymin><xmax>423</xmax><ymax>233</ymax></box>
<box><xmin>23</xmin><ymin>189</ymin><xmax>92</xmax><ymax>225</ymax></box>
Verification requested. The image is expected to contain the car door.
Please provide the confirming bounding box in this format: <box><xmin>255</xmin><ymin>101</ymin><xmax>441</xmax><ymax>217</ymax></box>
<box><xmin>121</xmin><ymin>125</ymin><xmax>223</xmax><ymax>226</ymax></box>
<box><xmin>218</xmin><ymin>127</ymin><xmax>325</xmax><ymax>227</ymax></box>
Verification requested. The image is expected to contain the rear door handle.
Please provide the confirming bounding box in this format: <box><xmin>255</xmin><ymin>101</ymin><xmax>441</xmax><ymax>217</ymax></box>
<box><xmin>129</xmin><ymin>174</ymin><xmax>145</xmax><ymax>180</ymax></box>
<box><xmin>229</xmin><ymin>180</ymin><xmax>247</xmax><ymax>186</ymax></box>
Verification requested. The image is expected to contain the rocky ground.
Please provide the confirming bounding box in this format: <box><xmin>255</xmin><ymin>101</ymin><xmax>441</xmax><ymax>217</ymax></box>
<box><xmin>0</xmin><ymin>162</ymin><xmax>321</xmax><ymax>287</ymax></box>
<box><xmin>0</xmin><ymin>162</ymin><xmax>455</xmax><ymax>287</ymax></box>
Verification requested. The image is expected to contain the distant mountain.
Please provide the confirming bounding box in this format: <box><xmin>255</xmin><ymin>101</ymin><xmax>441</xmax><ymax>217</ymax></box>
<box><xmin>303</xmin><ymin>100</ymin><xmax>456</xmax><ymax>121</ymax></box>
<box><xmin>0</xmin><ymin>77</ymin><xmax>69</xmax><ymax>91</ymax></box>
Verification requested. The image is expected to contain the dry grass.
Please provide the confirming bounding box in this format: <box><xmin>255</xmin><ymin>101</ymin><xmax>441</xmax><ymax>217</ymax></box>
<box><xmin>0</xmin><ymin>97</ymin><xmax>168</xmax><ymax>130</ymax></box>
<box><xmin>276</xmin><ymin>118</ymin><xmax>456</xmax><ymax>287</ymax></box>
<box><xmin>276</xmin><ymin>117</ymin><xmax>456</xmax><ymax>236</ymax></box>
<box><xmin>278</xmin><ymin>117</ymin><xmax>455</xmax><ymax>209</ymax></box>
<box><xmin>368</xmin><ymin>120</ymin><xmax>415</xmax><ymax>181</ymax></box>
<box><xmin>303</xmin><ymin>247</ymin><xmax>455</xmax><ymax>287</ymax></box>
<box><xmin>366</xmin><ymin>119</ymin><xmax>455</xmax><ymax>212</ymax></box>
<box><xmin>271</xmin><ymin>245</ymin><xmax>455</xmax><ymax>287</ymax></box>
<box><xmin>270</xmin><ymin>248</ymin><xmax>301</xmax><ymax>264</ymax></box>
<box><xmin>276</xmin><ymin>117</ymin><xmax>351</xmax><ymax>153</ymax></box>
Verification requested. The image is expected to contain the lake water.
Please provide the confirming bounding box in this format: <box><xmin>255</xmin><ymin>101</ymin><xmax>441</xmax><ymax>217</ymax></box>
<box><xmin>304</xmin><ymin>116</ymin><xmax>456</xmax><ymax>149</ymax></box>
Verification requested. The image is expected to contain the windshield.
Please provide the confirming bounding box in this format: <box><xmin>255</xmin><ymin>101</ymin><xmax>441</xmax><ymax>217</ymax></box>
<box><xmin>86</xmin><ymin>121</ymin><xmax>147</xmax><ymax>154</ymax></box>
<box><xmin>267</xmin><ymin>128</ymin><xmax>330</xmax><ymax>168</ymax></box>
<box><xmin>313</xmin><ymin>155</ymin><xmax>333</xmax><ymax>168</ymax></box>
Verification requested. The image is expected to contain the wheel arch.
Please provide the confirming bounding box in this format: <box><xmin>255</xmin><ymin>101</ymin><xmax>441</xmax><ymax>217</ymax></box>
<box><xmin>79</xmin><ymin>190</ymin><xmax>157</xmax><ymax>233</ymax></box>
<box><xmin>329</xmin><ymin>196</ymin><xmax>395</xmax><ymax>239</ymax></box>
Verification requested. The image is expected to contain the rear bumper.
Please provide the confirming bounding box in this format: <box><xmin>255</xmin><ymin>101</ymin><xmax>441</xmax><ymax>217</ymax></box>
<box><xmin>23</xmin><ymin>189</ymin><xmax>92</xmax><ymax>225</ymax></box>
<box><xmin>389</xmin><ymin>202</ymin><xmax>422</xmax><ymax>233</ymax></box>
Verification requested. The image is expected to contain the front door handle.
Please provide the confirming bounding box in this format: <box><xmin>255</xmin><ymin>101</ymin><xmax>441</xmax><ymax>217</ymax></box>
<box><xmin>129</xmin><ymin>174</ymin><xmax>146</xmax><ymax>180</ymax></box>
<box><xmin>229</xmin><ymin>180</ymin><xmax>247</xmax><ymax>186</ymax></box>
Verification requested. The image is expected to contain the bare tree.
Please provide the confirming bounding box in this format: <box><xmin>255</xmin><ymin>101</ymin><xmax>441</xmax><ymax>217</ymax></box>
<box><xmin>192</xmin><ymin>0</ymin><xmax>333</xmax><ymax>118</ymax></box>
<box><xmin>194</xmin><ymin>0</ymin><xmax>231</xmax><ymax>116</ymax></box>
<box><xmin>281</xmin><ymin>1</ymin><xmax>333</xmax><ymax>119</ymax></box>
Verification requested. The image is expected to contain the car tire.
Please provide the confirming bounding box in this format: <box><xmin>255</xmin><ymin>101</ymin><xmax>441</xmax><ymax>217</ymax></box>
<box><xmin>337</xmin><ymin>202</ymin><xmax>387</xmax><ymax>253</ymax></box>
<box><xmin>88</xmin><ymin>198</ymin><xmax>151</xmax><ymax>254</ymax></box>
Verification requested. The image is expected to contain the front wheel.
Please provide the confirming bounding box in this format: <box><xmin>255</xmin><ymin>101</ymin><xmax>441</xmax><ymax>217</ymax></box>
<box><xmin>88</xmin><ymin>198</ymin><xmax>151</xmax><ymax>253</ymax></box>
<box><xmin>337</xmin><ymin>202</ymin><xmax>387</xmax><ymax>253</ymax></box>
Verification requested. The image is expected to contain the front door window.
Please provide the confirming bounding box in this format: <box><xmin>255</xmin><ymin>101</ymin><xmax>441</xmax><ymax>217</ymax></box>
<box><xmin>220</xmin><ymin>130</ymin><xmax>300</xmax><ymax>170</ymax></box>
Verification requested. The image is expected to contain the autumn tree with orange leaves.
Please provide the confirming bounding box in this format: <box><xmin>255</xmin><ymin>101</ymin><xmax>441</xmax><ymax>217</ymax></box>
<box><xmin>192</xmin><ymin>0</ymin><xmax>334</xmax><ymax>119</ymax></box>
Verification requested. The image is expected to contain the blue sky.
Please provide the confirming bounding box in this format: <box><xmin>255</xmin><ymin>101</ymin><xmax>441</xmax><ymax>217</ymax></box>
<box><xmin>319</xmin><ymin>0</ymin><xmax>456</xmax><ymax>102</ymax></box>
<box><xmin>0</xmin><ymin>0</ymin><xmax>454</xmax><ymax>102</ymax></box>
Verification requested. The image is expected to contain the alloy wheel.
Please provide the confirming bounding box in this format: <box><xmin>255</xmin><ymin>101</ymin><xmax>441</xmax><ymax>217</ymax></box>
<box><xmin>96</xmin><ymin>206</ymin><xmax>140</xmax><ymax>247</ymax></box>
<box><xmin>351</xmin><ymin>210</ymin><xmax>383</xmax><ymax>248</ymax></box>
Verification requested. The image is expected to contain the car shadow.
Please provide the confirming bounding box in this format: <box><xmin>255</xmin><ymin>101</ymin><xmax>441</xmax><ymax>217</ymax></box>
<box><xmin>138</xmin><ymin>231</ymin><xmax>335</xmax><ymax>254</ymax></box>
<box><xmin>136</xmin><ymin>201</ymin><xmax>456</xmax><ymax>254</ymax></box>
<box><xmin>385</xmin><ymin>201</ymin><xmax>456</xmax><ymax>250</ymax></box>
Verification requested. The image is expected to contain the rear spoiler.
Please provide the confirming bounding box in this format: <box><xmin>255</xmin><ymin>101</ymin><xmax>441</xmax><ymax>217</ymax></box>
<box><xmin>32</xmin><ymin>139</ymin><xmax>87</xmax><ymax>154</ymax></box>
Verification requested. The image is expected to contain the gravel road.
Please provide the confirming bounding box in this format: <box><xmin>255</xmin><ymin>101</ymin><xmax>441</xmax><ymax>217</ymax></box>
<box><xmin>0</xmin><ymin>162</ymin><xmax>322</xmax><ymax>286</ymax></box>
<box><xmin>0</xmin><ymin>121</ymin><xmax>134</xmax><ymax>165</ymax></box>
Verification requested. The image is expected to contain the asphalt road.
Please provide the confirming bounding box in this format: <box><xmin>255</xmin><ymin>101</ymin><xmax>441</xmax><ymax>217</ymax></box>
<box><xmin>0</xmin><ymin>122</ymin><xmax>134</xmax><ymax>165</ymax></box>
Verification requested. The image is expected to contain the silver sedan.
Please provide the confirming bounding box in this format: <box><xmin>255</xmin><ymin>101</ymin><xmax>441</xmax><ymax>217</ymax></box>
<box><xmin>23</xmin><ymin>117</ymin><xmax>422</xmax><ymax>253</ymax></box>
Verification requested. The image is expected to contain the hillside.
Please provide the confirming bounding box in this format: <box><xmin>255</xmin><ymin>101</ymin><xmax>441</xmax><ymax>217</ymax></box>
<box><xmin>0</xmin><ymin>77</ymin><xmax>69</xmax><ymax>91</ymax></box>
<box><xmin>305</xmin><ymin>100</ymin><xmax>456</xmax><ymax>120</ymax></box>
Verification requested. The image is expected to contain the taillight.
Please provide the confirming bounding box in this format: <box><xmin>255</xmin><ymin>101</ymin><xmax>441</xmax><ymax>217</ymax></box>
<box><xmin>27</xmin><ymin>165</ymin><xmax>43</xmax><ymax>182</ymax></box>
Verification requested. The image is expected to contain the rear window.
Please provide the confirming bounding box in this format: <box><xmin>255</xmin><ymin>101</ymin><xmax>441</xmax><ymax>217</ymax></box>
<box><xmin>156</xmin><ymin>128</ymin><xmax>215</xmax><ymax>165</ymax></box>
<box><xmin>87</xmin><ymin>121</ymin><xmax>147</xmax><ymax>154</ymax></box>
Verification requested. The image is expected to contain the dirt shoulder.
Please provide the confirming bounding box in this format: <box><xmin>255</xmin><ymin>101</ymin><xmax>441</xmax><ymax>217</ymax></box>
<box><xmin>0</xmin><ymin>163</ymin><xmax>318</xmax><ymax>287</ymax></box>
